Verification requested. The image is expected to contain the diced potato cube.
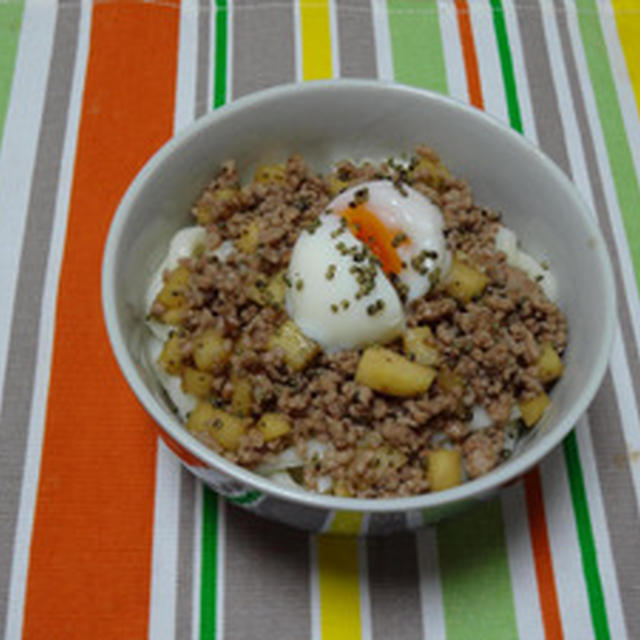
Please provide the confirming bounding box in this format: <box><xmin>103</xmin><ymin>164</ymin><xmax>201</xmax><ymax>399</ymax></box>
<box><xmin>333</xmin><ymin>479</ymin><xmax>352</xmax><ymax>497</ymax></box>
<box><xmin>155</xmin><ymin>266</ymin><xmax>190</xmax><ymax>309</ymax></box>
<box><xmin>268</xmin><ymin>320</ymin><xmax>319</xmax><ymax>372</ymax></box>
<box><xmin>537</xmin><ymin>343</ymin><xmax>564</xmax><ymax>383</ymax></box>
<box><xmin>445</xmin><ymin>258</ymin><xmax>489</xmax><ymax>304</ymax></box>
<box><xmin>193</xmin><ymin>329</ymin><xmax>232</xmax><ymax>373</ymax></box>
<box><xmin>427</xmin><ymin>449</ymin><xmax>463</xmax><ymax>491</ymax></box>
<box><xmin>158</xmin><ymin>333</ymin><xmax>184</xmax><ymax>375</ymax></box>
<box><xmin>373</xmin><ymin>446</ymin><xmax>407</xmax><ymax>470</ymax></box>
<box><xmin>402</xmin><ymin>327</ymin><xmax>440</xmax><ymax>366</ymax></box>
<box><xmin>257</xmin><ymin>413</ymin><xmax>292</xmax><ymax>442</ymax></box>
<box><xmin>436</xmin><ymin>366</ymin><xmax>464</xmax><ymax>393</ymax></box>
<box><xmin>519</xmin><ymin>392</ymin><xmax>551</xmax><ymax>427</ymax></box>
<box><xmin>247</xmin><ymin>270</ymin><xmax>287</xmax><ymax>308</ymax></box>
<box><xmin>160</xmin><ymin>305</ymin><xmax>188</xmax><ymax>325</ymax></box>
<box><xmin>409</xmin><ymin>156</ymin><xmax>450</xmax><ymax>190</ymax></box>
<box><xmin>186</xmin><ymin>402</ymin><xmax>248</xmax><ymax>450</ymax></box>
<box><xmin>355</xmin><ymin>347</ymin><xmax>436</xmax><ymax>397</ymax></box>
<box><xmin>235</xmin><ymin>219</ymin><xmax>260</xmax><ymax>254</ymax></box>
<box><xmin>230</xmin><ymin>376</ymin><xmax>252</xmax><ymax>417</ymax></box>
<box><xmin>254</xmin><ymin>163</ymin><xmax>287</xmax><ymax>183</ymax></box>
<box><xmin>181</xmin><ymin>367</ymin><xmax>214</xmax><ymax>398</ymax></box>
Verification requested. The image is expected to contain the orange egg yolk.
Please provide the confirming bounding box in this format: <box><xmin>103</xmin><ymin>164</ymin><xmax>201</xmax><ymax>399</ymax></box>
<box><xmin>341</xmin><ymin>205</ymin><xmax>409</xmax><ymax>275</ymax></box>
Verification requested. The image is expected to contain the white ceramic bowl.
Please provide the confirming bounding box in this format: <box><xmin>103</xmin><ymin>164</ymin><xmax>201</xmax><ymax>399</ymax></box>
<box><xmin>102</xmin><ymin>80</ymin><xmax>615</xmax><ymax>535</ymax></box>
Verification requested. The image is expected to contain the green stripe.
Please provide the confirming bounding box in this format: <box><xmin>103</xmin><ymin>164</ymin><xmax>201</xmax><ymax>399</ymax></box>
<box><xmin>213</xmin><ymin>0</ymin><xmax>227</xmax><ymax>108</ymax></box>
<box><xmin>200</xmin><ymin>487</ymin><xmax>219</xmax><ymax>640</ymax></box>
<box><xmin>0</xmin><ymin>0</ymin><xmax>25</xmax><ymax>146</ymax></box>
<box><xmin>387</xmin><ymin>6</ymin><xmax>516</xmax><ymax>636</ymax></box>
<box><xmin>489</xmin><ymin>0</ymin><xmax>522</xmax><ymax>133</ymax></box>
<box><xmin>437</xmin><ymin>499</ymin><xmax>518</xmax><ymax>639</ymax></box>
<box><xmin>564</xmin><ymin>432</ymin><xmax>610</xmax><ymax>639</ymax></box>
<box><xmin>387</xmin><ymin>0</ymin><xmax>447</xmax><ymax>94</ymax></box>
<box><xmin>575</xmin><ymin>0</ymin><xmax>640</xmax><ymax>291</ymax></box>
<box><xmin>491</xmin><ymin>2</ymin><xmax>612</xmax><ymax>635</ymax></box>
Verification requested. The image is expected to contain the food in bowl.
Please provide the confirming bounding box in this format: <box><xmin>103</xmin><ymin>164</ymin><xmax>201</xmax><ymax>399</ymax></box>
<box><xmin>145</xmin><ymin>145</ymin><xmax>566</xmax><ymax>498</ymax></box>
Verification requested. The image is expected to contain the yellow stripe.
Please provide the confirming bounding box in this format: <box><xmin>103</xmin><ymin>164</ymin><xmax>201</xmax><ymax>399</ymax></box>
<box><xmin>300</xmin><ymin>0</ymin><xmax>333</xmax><ymax>80</ymax></box>
<box><xmin>612</xmin><ymin>0</ymin><xmax>640</xmax><ymax>113</ymax></box>
<box><xmin>317</xmin><ymin>512</ymin><xmax>363</xmax><ymax>639</ymax></box>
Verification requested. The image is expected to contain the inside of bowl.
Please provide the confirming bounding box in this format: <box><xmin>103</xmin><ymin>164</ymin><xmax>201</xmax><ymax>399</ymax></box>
<box><xmin>109</xmin><ymin>83</ymin><xmax>613</xmax><ymax>486</ymax></box>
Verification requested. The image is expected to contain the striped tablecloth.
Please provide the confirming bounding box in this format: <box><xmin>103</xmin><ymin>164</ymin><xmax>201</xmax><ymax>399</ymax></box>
<box><xmin>1</xmin><ymin>1</ymin><xmax>639</xmax><ymax>638</ymax></box>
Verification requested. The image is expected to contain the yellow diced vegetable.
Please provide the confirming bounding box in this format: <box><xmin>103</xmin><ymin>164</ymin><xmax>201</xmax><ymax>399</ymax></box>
<box><xmin>254</xmin><ymin>163</ymin><xmax>287</xmax><ymax>183</ymax></box>
<box><xmin>257</xmin><ymin>413</ymin><xmax>292</xmax><ymax>442</ymax></box>
<box><xmin>186</xmin><ymin>402</ymin><xmax>248</xmax><ymax>450</ymax></box>
<box><xmin>155</xmin><ymin>266</ymin><xmax>190</xmax><ymax>309</ymax></box>
<box><xmin>160</xmin><ymin>305</ymin><xmax>188</xmax><ymax>325</ymax></box>
<box><xmin>333</xmin><ymin>479</ymin><xmax>352</xmax><ymax>497</ymax></box>
<box><xmin>230</xmin><ymin>376</ymin><xmax>252</xmax><ymax>417</ymax></box>
<box><xmin>181</xmin><ymin>367</ymin><xmax>214</xmax><ymax>398</ymax></box>
<box><xmin>327</xmin><ymin>174</ymin><xmax>355</xmax><ymax>196</ymax></box>
<box><xmin>158</xmin><ymin>333</ymin><xmax>184</xmax><ymax>376</ymax></box>
<box><xmin>402</xmin><ymin>326</ymin><xmax>440</xmax><ymax>367</ymax></box>
<box><xmin>519</xmin><ymin>392</ymin><xmax>551</xmax><ymax>427</ymax></box>
<box><xmin>409</xmin><ymin>156</ymin><xmax>450</xmax><ymax>190</ymax></box>
<box><xmin>247</xmin><ymin>270</ymin><xmax>287</xmax><ymax>308</ymax></box>
<box><xmin>372</xmin><ymin>446</ymin><xmax>407</xmax><ymax>470</ymax></box>
<box><xmin>537</xmin><ymin>343</ymin><xmax>564</xmax><ymax>384</ymax></box>
<box><xmin>436</xmin><ymin>366</ymin><xmax>464</xmax><ymax>393</ymax></box>
<box><xmin>193</xmin><ymin>328</ymin><xmax>232</xmax><ymax>373</ymax></box>
<box><xmin>427</xmin><ymin>449</ymin><xmax>463</xmax><ymax>491</ymax></box>
<box><xmin>268</xmin><ymin>320</ymin><xmax>319</xmax><ymax>372</ymax></box>
<box><xmin>445</xmin><ymin>258</ymin><xmax>489</xmax><ymax>304</ymax></box>
<box><xmin>355</xmin><ymin>347</ymin><xmax>436</xmax><ymax>397</ymax></box>
<box><xmin>235</xmin><ymin>219</ymin><xmax>260</xmax><ymax>254</ymax></box>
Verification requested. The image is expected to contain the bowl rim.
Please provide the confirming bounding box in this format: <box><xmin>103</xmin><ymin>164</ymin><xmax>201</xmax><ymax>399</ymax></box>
<box><xmin>102</xmin><ymin>78</ymin><xmax>617</xmax><ymax>513</ymax></box>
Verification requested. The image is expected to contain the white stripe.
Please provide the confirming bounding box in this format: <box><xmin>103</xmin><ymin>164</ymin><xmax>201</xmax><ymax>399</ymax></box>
<box><xmin>438</xmin><ymin>0</ymin><xmax>468</xmax><ymax>103</ymax></box>
<box><xmin>2</xmin><ymin>2</ymin><xmax>92</xmax><ymax>639</ymax></box>
<box><xmin>148</xmin><ymin>443</ymin><xmax>181</xmax><ymax>640</ymax></box>
<box><xmin>370</xmin><ymin>0</ymin><xmax>393</xmax><ymax>81</ymax></box>
<box><xmin>540</xmin><ymin>448</ymin><xmax>594</xmax><ymax>640</ymax></box>
<box><xmin>0</xmin><ymin>0</ymin><xmax>56</xmax><ymax>416</ymax></box>
<box><xmin>148</xmin><ymin>5</ymin><xmax>199</xmax><ymax>635</ymax></box>
<box><xmin>329</xmin><ymin>0</ymin><xmax>340</xmax><ymax>78</ymax></box>
<box><xmin>309</xmin><ymin>536</ymin><xmax>321</xmax><ymax>640</ymax></box>
<box><xmin>415</xmin><ymin>527</ymin><xmax>446</xmax><ymax>640</ymax></box>
<box><xmin>293</xmin><ymin>0</ymin><xmax>303</xmax><ymax>82</ymax></box>
<box><xmin>468</xmin><ymin>0</ymin><xmax>508</xmax><ymax>123</ymax></box>
<box><xmin>174</xmin><ymin>0</ymin><xmax>199</xmax><ymax>132</ymax></box>
<box><xmin>216</xmin><ymin>496</ymin><xmax>226</xmax><ymax>640</ymax></box>
<box><xmin>500</xmin><ymin>0</ymin><xmax>537</xmax><ymax>142</ymax></box>
<box><xmin>576</xmin><ymin>416</ymin><xmax>629</xmax><ymax>640</ymax></box>
<box><xmin>561</xmin><ymin>0</ymin><xmax>640</xmax><ymax>504</ymax></box>
<box><xmin>501</xmin><ymin>483</ymin><xmax>545</xmax><ymax>640</ymax></box>
<box><xmin>358</xmin><ymin>533</ymin><xmax>372</xmax><ymax>640</ymax></box>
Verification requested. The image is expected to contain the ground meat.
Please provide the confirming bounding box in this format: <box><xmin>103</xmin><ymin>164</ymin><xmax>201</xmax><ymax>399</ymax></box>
<box><xmin>150</xmin><ymin>148</ymin><xmax>567</xmax><ymax>498</ymax></box>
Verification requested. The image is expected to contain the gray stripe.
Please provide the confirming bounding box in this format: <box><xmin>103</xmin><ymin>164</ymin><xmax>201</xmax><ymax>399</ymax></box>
<box><xmin>554</xmin><ymin>6</ymin><xmax>640</xmax><ymax>636</ymax></box>
<box><xmin>231</xmin><ymin>0</ymin><xmax>295</xmax><ymax>100</ymax></box>
<box><xmin>588</xmin><ymin>372</ymin><xmax>640</xmax><ymax>636</ymax></box>
<box><xmin>368</xmin><ymin>533</ymin><xmax>423</xmax><ymax>640</ymax></box>
<box><xmin>0</xmin><ymin>2</ymin><xmax>80</xmax><ymax>633</ymax></box>
<box><xmin>367</xmin><ymin>512</ymin><xmax>407</xmax><ymax>535</ymax></box>
<box><xmin>223</xmin><ymin>504</ymin><xmax>311</xmax><ymax>640</ymax></box>
<box><xmin>518</xmin><ymin>1</ymin><xmax>640</xmax><ymax>635</ymax></box>
<box><xmin>195</xmin><ymin>0</ymin><xmax>210</xmax><ymax>119</ymax></box>
<box><xmin>221</xmin><ymin>7</ymin><xmax>312</xmax><ymax>639</ymax></box>
<box><xmin>175</xmin><ymin>467</ymin><xmax>196</xmax><ymax>640</ymax></box>
<box><xmin>336</xmin><ymin>0</ymin><xmax>377</xmax><ymax>79</ymax></box>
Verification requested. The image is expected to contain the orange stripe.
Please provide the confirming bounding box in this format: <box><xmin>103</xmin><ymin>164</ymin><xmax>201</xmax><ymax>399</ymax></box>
<box><xmin>22</xmin><ymin>3</ymin><xmax>179</xmax><ymax>639</ymax></box>
<box><xmin>454</xmin><ymin>0</ymin><xmax>484</xmax><ymax>109</ymax></box>
<box><xmin>524</xmin><ymin>469</ymin><xmax>564</xmax><ymax>639</ymax></box>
